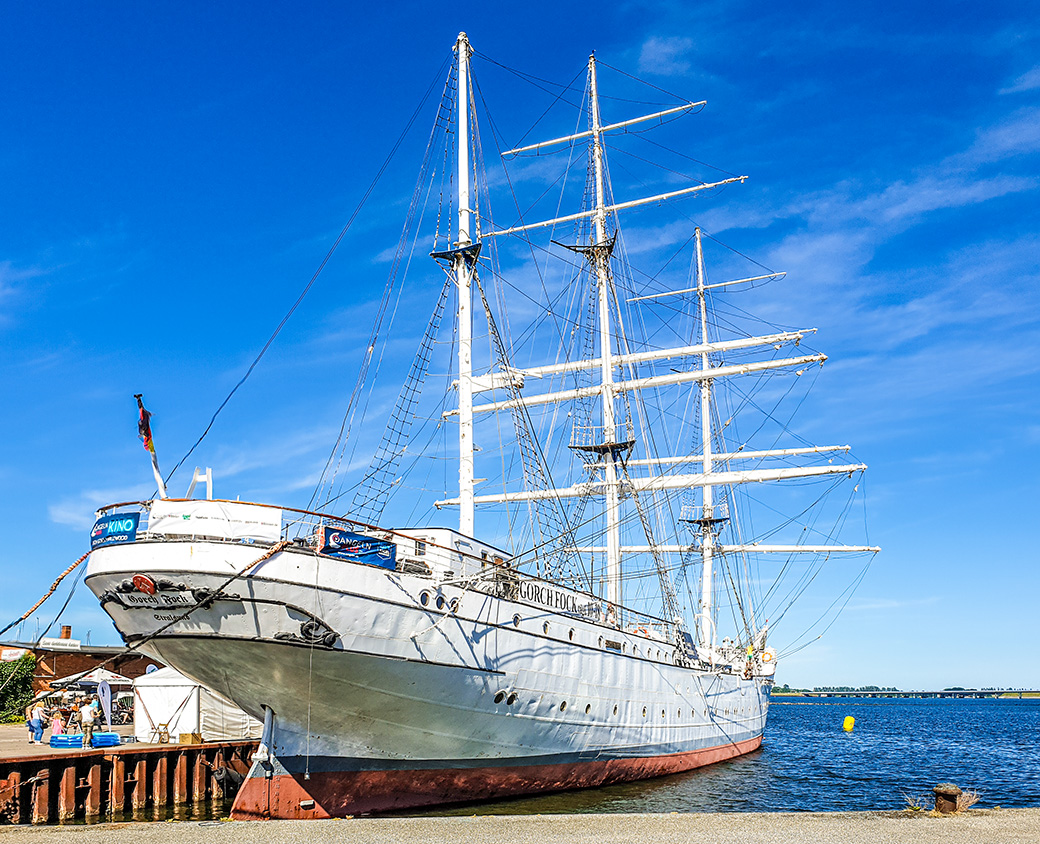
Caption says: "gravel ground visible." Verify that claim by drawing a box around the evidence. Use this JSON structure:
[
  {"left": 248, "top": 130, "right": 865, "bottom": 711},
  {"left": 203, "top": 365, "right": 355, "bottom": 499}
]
[{"left": 3, "top": 810, "right": 1038, "bottom": 844}]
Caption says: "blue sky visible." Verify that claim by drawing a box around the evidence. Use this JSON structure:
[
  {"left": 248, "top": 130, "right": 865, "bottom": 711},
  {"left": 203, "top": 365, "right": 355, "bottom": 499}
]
[{"left": 2, "top": 1, "right": 1038, "bottom": 690}]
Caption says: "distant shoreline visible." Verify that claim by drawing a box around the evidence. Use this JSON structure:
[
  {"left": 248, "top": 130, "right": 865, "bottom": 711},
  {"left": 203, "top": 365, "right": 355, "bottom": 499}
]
[{"left": 771, "top": 690, "right": 1040, "bottom": 699}]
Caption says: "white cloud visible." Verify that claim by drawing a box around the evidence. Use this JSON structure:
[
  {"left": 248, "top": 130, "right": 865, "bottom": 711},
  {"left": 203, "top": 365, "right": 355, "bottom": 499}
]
[
  {"left": 0, "top": 260, "right": 47, "bottom": 322},
  {"left": 1000, "top": 66, "right": 1040, "bottom": 94},
  {"left": 950, "top": 107, "right": 1040, "bottom": 167},
  {"left": 49, "top": 484, "right": 155, "bottom": 530},
  {"left": 637, "top": 36, "right": 695, "bottom": 76}
]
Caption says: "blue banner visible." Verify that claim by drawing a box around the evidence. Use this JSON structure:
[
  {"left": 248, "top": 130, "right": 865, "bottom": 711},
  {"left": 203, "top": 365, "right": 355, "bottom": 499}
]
[
  {"left": 318, "top": 527, "right": 396, "bottom": 569},
  {"left": 90, "top": 512, "right": 140, "bottom": 549}
]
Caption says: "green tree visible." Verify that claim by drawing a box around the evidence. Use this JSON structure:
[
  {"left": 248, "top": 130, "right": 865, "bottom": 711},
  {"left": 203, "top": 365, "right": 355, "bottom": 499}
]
[{"left": 0, "top": 654, "right": 37, "bottom": 723}]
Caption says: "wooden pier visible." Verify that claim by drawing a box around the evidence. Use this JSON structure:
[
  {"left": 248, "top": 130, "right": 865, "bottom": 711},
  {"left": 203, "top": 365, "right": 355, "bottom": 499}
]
[{"left": 0, "top": 740, "right": 256, "bottom": 825}]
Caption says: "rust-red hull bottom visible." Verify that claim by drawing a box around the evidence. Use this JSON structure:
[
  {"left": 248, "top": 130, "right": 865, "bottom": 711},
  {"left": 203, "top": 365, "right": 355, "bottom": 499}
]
[{"left": 231, "top": 735, "right": 762, "bottom": 819}]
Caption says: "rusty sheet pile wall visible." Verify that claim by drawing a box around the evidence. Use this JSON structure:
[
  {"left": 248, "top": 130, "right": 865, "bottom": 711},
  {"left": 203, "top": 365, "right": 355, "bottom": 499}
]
[{"left": 0, "top": 741, "right": 255, "bottom": 824}]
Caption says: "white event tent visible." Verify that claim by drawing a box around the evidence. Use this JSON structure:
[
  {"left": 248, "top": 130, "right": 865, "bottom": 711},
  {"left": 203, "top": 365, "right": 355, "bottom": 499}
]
[{"left": 133, "top": 667, "right": 262, "bottom": 743}]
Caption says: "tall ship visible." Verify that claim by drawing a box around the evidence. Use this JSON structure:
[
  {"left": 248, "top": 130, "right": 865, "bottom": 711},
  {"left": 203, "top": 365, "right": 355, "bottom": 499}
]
[{"left": 85, "top": 34, "right": 877, "bottom": 819}]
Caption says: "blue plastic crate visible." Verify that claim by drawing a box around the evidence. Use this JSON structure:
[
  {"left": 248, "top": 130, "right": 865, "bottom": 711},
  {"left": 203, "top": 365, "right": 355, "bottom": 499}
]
[
  {"left": 48, "top": 731, "right": 122, "bottom": 749},
  {"left": 91, "top": 732, "right": 121, "bottom": 747}
]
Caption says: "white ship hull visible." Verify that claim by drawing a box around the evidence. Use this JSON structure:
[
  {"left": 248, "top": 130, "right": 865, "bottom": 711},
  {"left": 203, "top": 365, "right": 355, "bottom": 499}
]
[{"left": 85, "top": 535, "right": 771, "bottom": 817}]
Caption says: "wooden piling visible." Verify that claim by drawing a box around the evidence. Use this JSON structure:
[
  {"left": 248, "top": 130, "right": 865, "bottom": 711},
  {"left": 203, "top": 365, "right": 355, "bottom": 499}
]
[
  {"left": 131, "top": 756, "right": 148, "bottom": 811},
  {"left": 84, "top": 761, "right": 102, "bottom": 819},
  {"left": 57, "top": 766, "right": 76, "bottom": 821},
  {"left": 152, "top": 754, "right": 168, "bottom": 811},
  {"left": 173, "top": 750, "right": 189, "bottom": 805},
  {"left": 31, "top": 766, "right": 50, "bottom": 824},
  {"left": 109, "top": 754, "right": 126, "bottom": 814}
]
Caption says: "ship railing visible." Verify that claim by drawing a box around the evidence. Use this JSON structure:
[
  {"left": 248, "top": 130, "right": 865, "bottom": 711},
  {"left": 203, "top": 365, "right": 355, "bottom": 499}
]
[{"left": 94, "top": 498, "right": 675, "bottom": 634}]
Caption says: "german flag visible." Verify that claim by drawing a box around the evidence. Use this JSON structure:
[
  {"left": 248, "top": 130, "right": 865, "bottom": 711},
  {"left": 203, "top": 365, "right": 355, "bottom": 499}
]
[
  {"left": 135, "top": 394, "right": 155, "bottom": 453},
  {"left": 134, "top": 394, "right": 167, "bottom": 498}
]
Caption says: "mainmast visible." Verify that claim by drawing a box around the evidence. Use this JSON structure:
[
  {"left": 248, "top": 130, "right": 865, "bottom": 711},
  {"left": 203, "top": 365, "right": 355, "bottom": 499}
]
[
  {"left": 588, "top": 55, "right": 623, "bottom": 616},
  {"left": 455, "top": 32, "right": 476, "bottom": 538},
  {"left": 694, "top": 228, "right": 716, "bottom": 651}
]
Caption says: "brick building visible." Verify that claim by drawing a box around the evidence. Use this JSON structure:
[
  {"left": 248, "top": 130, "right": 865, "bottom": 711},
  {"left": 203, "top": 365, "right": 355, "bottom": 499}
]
[{"left": 1, "top": 626, "right": 163, "bottom": 696}]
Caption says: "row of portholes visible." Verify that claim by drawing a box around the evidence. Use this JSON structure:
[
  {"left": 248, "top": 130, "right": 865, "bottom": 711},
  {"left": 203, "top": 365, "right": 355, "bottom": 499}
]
[
  {"left": 514, "top": 615, "right": 579, "bottom": 645},
  {"left": 419, "top": 591, "right": 459, "bottom": 613},
  {"left": 490, "top": 692, "right": 727, "bottom": 723},
  {"left": 508, "top": 616, "right": 674, "bottom": 663}
]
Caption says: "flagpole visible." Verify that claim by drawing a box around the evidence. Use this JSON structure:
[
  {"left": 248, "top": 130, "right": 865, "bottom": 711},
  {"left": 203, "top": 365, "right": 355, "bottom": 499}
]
[{"left": 134, "top": 394, "right": 168, "bottom": 499}]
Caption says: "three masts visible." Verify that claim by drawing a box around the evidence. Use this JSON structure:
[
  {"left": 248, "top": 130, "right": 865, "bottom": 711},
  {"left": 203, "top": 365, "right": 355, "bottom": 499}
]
[{"left": 441, "top": 33, "right": 870, "bottom": 658}]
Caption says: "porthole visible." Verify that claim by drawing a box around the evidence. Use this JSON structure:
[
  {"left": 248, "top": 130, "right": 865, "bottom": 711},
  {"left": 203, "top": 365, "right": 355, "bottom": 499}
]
[
  {"left": 661, "top": 709, "right": 666, "bottom": 719},
  {"left": 613, "top": 704, "right": 618, "bottom": 716},
  {"left": 585, "top": 704, "right": 591, "bottom": 714},
  {"left": 677, "top": 709, "right": 681, "bottom": 718},
  {"left": 419, "top": 591, "right": 430, "bottom": 607},
  {"left": 494, "top": 691, "right": 506, "bottom": 704},
  {"left": 450, "top": 598, "right": 460, "bottom": 613},
  {"left": 513, "top": 614, "right": 521, "bottom": 627},
  {"left": 559, "top": 701, "right": 568, "bottom": 712},
  {"left": 568, "top": 628, "right": 575, "bottom": 641},
  {"left": 642, "top": 707, "right": 647, "bottom": 718},
  {"left": 543, "top": 621, "right": 550, "bottom": 634},
  {"left": 598, "top": 636, "right": 604, "bottom": 647},
  {"left": 506, "top": 693, "right": 518, "bottom": 705},
  {"left": 435, "top": 595, "right": 446, "bottom": 610}
]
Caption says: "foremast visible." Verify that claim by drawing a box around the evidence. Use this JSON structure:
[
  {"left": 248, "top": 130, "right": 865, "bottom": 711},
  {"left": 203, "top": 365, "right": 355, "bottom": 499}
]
[{"left": 454, "top": 32, "right": 478, "bottom": 538}]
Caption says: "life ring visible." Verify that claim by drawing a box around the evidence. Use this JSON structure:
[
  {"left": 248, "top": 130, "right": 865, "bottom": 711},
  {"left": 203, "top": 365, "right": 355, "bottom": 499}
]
[{"left": 635, "top": 626, "right": 649, "bottom": 637}]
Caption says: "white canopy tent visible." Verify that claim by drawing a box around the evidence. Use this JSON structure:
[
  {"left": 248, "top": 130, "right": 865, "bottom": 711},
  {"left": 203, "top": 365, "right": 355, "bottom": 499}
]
[
  {"left": 53, "top": 667, "right": 134, "bottom": 687},
  {"left": 133, "top": 667, "right": 262, "bottom": 743}
]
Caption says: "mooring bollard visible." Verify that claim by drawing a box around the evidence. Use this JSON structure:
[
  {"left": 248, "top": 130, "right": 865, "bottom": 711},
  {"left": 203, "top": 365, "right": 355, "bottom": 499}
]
[{"left": 933, "top": 782, "right": 962, "bottom": 814}]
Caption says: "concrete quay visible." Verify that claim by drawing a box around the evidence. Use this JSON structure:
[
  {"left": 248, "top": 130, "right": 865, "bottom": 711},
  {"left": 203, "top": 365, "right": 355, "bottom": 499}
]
[{"left": 3, "top": 809, "right": 1039, "bottom": 844}]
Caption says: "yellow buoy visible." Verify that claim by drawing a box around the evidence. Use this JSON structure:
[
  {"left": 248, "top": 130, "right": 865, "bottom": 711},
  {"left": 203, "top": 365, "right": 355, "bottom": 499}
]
[{"left": 842, "top": 716, "right": 855, "bottom": 732}]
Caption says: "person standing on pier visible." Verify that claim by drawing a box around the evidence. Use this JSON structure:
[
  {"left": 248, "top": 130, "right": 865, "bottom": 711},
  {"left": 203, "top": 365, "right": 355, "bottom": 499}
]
[
  {"left": 80, "top": 697, "right": 97, "bottom": 748},
  {"left": 29, "top": 702, "right": 45, "bottom": 744}
]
